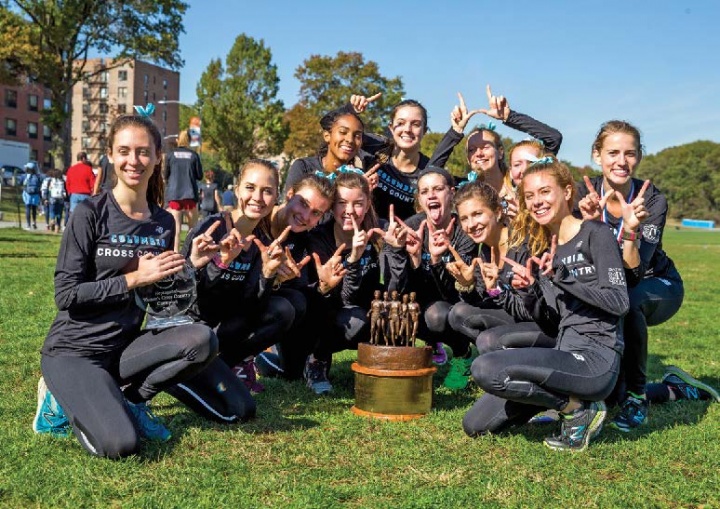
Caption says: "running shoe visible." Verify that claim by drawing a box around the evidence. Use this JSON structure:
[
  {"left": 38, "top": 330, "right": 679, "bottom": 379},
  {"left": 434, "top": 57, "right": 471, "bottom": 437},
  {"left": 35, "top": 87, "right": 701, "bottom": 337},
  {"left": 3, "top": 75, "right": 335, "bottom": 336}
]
[
  {"left": 443, "top": 347, "right": 478, "bottom": 391},
  {"left": 233, "top": 358, "right": 265, "bottom": 393},
  {"left": 431, "top": 343, "right": 448, "bottom": 366},
  {"left": 662, "top": 365, "right": 720, "bottom": 402},
  {"left": 33, "top": 377, "right": 71, "bottom": 437},
  {"left": 304, "top": 356, "right": 332, "bottom": 395},
  {"left": 528, "top": 409, "right": 561, "bottom": 424},
  {"left": 544, "top": 400, "right": 607, "bottom": 452},
  {"left": 254, "top": 351, "right": 284, "bottom": 378},
  {"left": 610, "top": 395, "right": 649, "bottom": 432},
  {"left": 126, "top": 400, "right": 171, "bottom": 441}
]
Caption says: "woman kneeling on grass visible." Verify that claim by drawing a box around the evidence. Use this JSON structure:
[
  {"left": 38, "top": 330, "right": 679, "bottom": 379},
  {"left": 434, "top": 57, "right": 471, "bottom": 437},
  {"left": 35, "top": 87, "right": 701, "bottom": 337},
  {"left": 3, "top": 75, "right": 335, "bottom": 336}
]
[
  {"left": 33, "top": 113, "right": 220, "bottom": 459},
  {"left": 463, "top": 158, "right": 629, "bottom": 451}
]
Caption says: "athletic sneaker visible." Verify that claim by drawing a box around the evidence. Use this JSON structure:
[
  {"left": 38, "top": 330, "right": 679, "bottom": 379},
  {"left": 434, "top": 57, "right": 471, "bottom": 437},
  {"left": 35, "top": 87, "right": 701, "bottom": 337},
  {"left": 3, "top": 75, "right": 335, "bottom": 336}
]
[
  {"left": 304, "top": 356, "right": 332, "bottom": 395},
  {"left": 611, "top": 395, "right": 649, "bottom": 432},
  {"left": 528, "top": 409, "right": 561, "bottom": 424},
  {"left": 431, "top": 343, "right": 448, "bottom": 366},
  {"left": 254, "top": 351, "right": 284, "bottom": 379},
  {"left": 443, "top": 347, "right": 478, "bottom": 391},
  {"left": 544, "top": 400, "right": 607, "bottom": 452},
  {"left": 662, "top": 365, "right": 720, "bottom": 402},
  {"left": 33, "top": 377, "right": 71, "bottom": 437},
  {"left": 233, "top": 358, "right": 265, "bottom": 393},
  {"left": 126, "top": 401, "right": 171, "bottom": 441}
]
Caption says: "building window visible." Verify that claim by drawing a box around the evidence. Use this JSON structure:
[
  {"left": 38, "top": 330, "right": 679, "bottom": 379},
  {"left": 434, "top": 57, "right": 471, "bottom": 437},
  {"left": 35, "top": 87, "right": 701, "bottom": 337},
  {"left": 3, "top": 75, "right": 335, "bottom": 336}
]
[
  {"left": 100, "top": 87, "right": 108, "bottom": 99},
  {"left": 82, "top": 120, "right": 90, "bottom": 132},
  {"left": 31, "top": 149, "right": 39, "bottom": 161},
  {"left": 100, "top": 121, "right": 109, "bottom": 133},
  {"left": 153, "top": 76, "right": 156, "bottom": 85},
  {"left": 152, "top": 92, "right": 156, "bottom": 102},
  {"left": 143, "top": 90, "right": 148, "bottom": 103},
  {"left": 5, "top": 118, "right": 17, "bottom": 136},
  {"left": 43, "top": 125, "right": 51, "bottom": 141},
  {"left": 28, "top": 122, "right": 38, "bottom": 139},
  {"left": 83, "top": 88, "right": 90, "bottom": 99},
  {"left": 117, "top": 104, "right": 127, "bottom": 114},
  {"left": 99, "top": 103, "right": 109, "bottom": 114},
  {"left": 100, "top": 70, "right": 109, "bottom": 82},
  {"left": 163, "top": 79, "right": 168, "bottom": 90},
  {"left": 118, "top": 87, "right": 127, "bottom": 99},
  {"left": 144, "top": 74, "right": 149, "bottom": 87},
  {"left": 81, "top": 137, "right": 91, "bottom": 149},
  {"left": 118, "top": 70, "right": 127, "bottom": 81},
  {"left": 82, "top": 103, "right": 90, "bottom": 115},
  {"left": 5, "top": 89, "right": 17, "bottom": 108},
  {"left": 163, "top": 110, "right": 167, "bottom": 122},
  {"left": 43, "top": 98, "right": 51, "bottom": 110},
  {"left": 44, "top": 152, "right": 53, "bottom": 168},
  {"left": 28, "top": 94, "right": 39, "bottom": 111}
]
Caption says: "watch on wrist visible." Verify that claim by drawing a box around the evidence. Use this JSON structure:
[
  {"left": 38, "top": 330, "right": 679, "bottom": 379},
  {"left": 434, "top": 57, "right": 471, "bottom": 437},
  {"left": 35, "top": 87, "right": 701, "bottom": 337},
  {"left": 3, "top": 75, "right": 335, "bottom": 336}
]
[{"left": 621, "top": 229, "right": 642, "bottom": 241}]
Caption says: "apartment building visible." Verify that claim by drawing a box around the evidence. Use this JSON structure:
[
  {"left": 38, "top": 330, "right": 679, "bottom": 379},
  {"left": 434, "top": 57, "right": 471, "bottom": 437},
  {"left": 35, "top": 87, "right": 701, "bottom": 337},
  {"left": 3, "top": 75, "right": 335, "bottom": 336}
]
[
  {"left": 0, "top": 80, "right": 53, "bottom": 168},
  {"left": 71, "top": 58, "right": 180, "bottom": 164}
]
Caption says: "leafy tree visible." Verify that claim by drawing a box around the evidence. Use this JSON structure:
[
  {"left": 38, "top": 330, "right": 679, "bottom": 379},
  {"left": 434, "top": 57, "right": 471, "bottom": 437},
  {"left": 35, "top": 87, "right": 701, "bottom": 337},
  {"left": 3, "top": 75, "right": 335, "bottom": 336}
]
[
  {"left": 196, "top": 34, "right": 287, "bottom": 174},
  {"left": 0, "top": 8, "right": 34, "bottom": 85},
  {"left": 285, "top": 51, "right": 404, "bottom": 158},
  {"left": 637, "top": 140, "right": 720, "bottom": 222},
  {"left": 0, "top": 0, "right": 187, "bottom": 168}
]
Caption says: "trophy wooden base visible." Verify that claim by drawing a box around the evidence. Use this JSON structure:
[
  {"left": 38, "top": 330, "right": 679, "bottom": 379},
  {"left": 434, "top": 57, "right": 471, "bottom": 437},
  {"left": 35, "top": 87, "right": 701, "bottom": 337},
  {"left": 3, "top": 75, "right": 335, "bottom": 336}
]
[{"left": 350, "top": 342, "right": 436, "bottom": 421}]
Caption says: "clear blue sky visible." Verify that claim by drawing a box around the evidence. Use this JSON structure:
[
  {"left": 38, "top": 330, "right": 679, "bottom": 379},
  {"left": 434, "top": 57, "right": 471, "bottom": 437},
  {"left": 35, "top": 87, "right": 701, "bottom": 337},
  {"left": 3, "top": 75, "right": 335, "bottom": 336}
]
[{"left": 177, "top": 0, "right": 720, "bottom": 167}]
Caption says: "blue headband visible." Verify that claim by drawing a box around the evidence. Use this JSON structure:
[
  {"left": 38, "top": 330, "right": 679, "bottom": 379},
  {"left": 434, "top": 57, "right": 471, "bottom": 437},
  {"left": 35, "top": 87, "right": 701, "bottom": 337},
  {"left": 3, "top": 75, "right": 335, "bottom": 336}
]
[
  {"left": 529, "top": 156, "right": 554, "bottom": 167},
  {"left": 314, "top": 165, "right": 364, "bottom": 182},
  {"left": 481, "top": 121, "right": 497, "bottom": 131},
  {"left": 457, "top": 170, "right": 480, "bottom": 188},
  {"left": 133, "top": 103, "right": 156, "bottom": 117}
]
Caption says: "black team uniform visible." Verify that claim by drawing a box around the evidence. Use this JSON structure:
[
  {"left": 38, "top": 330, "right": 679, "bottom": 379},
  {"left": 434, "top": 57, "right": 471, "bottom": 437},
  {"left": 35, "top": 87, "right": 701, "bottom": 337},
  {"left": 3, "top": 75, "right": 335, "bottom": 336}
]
[{"left": 40, "top": 192, "right": 218, "bottom": 458}]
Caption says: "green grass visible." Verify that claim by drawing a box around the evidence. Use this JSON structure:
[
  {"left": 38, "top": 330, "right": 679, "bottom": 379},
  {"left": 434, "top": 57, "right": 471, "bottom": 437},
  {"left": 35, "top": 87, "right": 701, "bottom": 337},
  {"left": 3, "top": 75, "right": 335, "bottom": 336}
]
[{"left": 0, "top": 228, "right": 719, "bottom": 508}]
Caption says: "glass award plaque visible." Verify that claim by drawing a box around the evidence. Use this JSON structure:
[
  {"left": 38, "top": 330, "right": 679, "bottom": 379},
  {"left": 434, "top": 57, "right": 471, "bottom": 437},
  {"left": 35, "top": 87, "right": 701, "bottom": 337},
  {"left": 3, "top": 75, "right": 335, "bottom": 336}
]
[{"left": 135, "top": 262, "right": 196, "bottom": 330}]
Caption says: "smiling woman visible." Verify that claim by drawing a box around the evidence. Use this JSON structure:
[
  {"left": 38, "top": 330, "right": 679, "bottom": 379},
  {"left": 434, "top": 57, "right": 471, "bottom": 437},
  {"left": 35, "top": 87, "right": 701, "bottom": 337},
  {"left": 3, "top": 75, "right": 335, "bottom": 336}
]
[{"left": 33, "top": 114, "right": 220, "bottom": 459}]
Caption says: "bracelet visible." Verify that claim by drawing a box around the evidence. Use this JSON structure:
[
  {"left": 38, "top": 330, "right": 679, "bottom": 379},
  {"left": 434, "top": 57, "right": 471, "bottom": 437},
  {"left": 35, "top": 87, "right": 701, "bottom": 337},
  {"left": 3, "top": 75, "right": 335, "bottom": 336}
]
[
  {"left": 212, "top": 254, "right": 229, "bottom": 270},
  {"left": 486, "top": 287, "right": 502, "bottom": 298},
  {"left": 621, "top": 229, "right": 642, "bottom": 242},
  {"left": 454, "top": 281, "right": 475, "bottom": 293}
]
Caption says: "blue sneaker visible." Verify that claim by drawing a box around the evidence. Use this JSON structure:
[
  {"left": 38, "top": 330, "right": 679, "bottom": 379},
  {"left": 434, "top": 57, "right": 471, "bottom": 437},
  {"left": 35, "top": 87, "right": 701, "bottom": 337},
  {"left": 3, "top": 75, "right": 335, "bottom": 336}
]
[
  {"left": 662, "top": 366, "right": 720, "bottom": 402},
  {"left": 126, "top": 400, "right": 172, "bottom": 441},
  {"left": 611, "top": 395, "right": 649, "bottom": 432},
  {"left": 544, "top": 400, "right": 607, "bottom": 452},
  {"left": 33, "top": 377, "right": 71, "bottom": 437}
]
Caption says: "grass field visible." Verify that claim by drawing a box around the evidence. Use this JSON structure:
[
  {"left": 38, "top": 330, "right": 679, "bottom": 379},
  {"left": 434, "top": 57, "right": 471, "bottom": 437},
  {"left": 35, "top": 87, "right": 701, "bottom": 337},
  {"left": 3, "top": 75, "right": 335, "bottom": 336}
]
[{"left": 0, "top": 227, "right": 718, "bottom": 508}]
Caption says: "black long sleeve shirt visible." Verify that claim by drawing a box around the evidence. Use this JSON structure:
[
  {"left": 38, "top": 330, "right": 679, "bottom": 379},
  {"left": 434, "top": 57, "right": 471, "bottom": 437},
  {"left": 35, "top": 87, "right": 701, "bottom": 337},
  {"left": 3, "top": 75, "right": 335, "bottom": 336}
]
[
  {"left": 164, "top": 147, "right": 203, "bottom": 202},
  {"left": 521, "top": 220, "right": 629, "bottom": 354},
  {"left": 182, "top": 214, "right": 272, "bottom": 326},
  {"left": 576, "top": 176, "right": 677, "bottom": 287},
  {"left": 42, "top": 192, "right": 175, "bottom": 357}
]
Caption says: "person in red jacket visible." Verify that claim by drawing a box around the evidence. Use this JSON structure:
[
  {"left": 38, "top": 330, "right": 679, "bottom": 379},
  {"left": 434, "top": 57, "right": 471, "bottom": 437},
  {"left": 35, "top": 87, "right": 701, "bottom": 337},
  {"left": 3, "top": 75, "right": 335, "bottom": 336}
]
[{"left": 65, "top": 151, "right": 96, "bottom": 213}]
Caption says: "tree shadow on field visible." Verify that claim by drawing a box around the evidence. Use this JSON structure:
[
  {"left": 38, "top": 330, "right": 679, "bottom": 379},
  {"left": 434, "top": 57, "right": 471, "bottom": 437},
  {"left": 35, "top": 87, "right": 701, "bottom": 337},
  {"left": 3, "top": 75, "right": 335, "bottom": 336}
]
[{"left": 0, "top": 252, "right": 59, "bottom": 258}]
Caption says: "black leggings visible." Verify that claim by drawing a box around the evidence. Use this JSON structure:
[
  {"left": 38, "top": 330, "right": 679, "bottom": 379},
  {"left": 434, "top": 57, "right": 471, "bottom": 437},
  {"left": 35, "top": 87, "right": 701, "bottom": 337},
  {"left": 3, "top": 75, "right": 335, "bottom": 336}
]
[
  {"left": 421, "top": 301, "right": 471, "bottom": 356},
  {"left": 463, "top": 338, "right": 620, "bottom": 437},
  {"left": 448, "top": 302, "right": 517, "bottom": 344},
  {"left": 615, "top": 271, "right": 684, "bottom": 399},
  {"left": 41, "top": 324, "right": 218, "bottom": 458},
  {"left": 166, "top": 295, "right": 294, "bottom": 421},
  {"left": 475, "top": 321, "right": 556, "bottom": 355}
]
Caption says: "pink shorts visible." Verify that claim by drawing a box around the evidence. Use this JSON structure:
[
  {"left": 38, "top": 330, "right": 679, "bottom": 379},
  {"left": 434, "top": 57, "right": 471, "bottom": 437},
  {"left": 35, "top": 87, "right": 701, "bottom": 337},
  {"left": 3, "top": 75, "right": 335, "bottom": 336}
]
[{"left": 168, "top": 199, "right": 197, "bottom": 211}]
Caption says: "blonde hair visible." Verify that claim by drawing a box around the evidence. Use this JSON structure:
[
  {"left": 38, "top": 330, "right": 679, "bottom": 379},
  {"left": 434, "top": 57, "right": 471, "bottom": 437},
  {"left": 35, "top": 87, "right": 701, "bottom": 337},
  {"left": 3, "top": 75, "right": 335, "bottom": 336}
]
[{"left": 509, "top": 157, "right": 576, "bottom": 256}]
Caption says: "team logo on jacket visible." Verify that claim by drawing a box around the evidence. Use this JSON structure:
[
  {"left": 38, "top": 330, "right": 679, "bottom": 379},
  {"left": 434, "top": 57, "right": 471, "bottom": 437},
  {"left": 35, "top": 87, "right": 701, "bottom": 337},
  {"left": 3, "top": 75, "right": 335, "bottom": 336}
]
[
  {"left": 156, "top": 226, "right": 164, "bottom": 234},
  {"left": 608, "top": 268, "right": 626, "bottom": 287},
  {"left": 642, "top": 224, "right": 660, "bottom": 244}
]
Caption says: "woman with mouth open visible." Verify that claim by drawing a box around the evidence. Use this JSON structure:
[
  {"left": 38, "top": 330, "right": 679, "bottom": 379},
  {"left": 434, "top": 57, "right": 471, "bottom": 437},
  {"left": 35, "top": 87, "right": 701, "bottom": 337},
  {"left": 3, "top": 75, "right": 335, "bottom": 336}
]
[
  {"left": 385, "top": 166, "right": 478, "bottom": 389},
  {"left": 463, "top": 157, "right": 629, "bottom": 452},
  {"left": 165, "top": 159, "right": 292, "bottom": 424}
]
